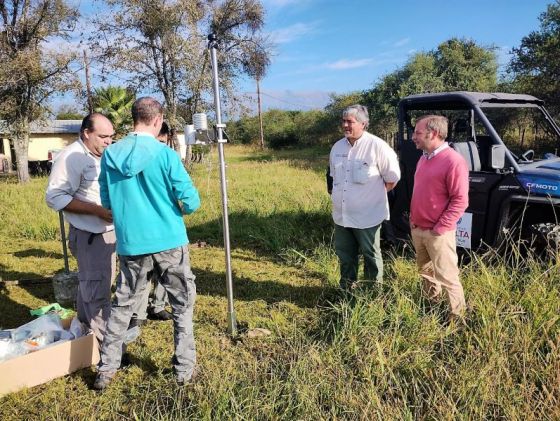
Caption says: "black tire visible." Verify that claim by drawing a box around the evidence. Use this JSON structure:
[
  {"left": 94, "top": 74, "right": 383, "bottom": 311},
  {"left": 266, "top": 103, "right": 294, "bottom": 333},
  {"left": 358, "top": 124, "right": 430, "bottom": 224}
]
[{"left": 530, "top": 222, "right": 560, "bottom": 250}]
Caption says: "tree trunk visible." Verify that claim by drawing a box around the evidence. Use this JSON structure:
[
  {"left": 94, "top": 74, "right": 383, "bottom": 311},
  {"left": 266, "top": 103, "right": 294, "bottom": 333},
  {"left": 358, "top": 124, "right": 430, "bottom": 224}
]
[
  {"left": 13, "top": 125, "right": 30, "bottom": 183},
  {"left": 257, "top": 77, "right": 264, "bottom": 149},
  {"left": 167, "top": 105, "right": 181, "bottom": 154}
]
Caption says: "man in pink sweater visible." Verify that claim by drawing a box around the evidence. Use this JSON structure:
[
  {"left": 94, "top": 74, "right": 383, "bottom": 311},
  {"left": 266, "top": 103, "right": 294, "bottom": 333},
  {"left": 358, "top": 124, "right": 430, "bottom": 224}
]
[{"left": 410, "top": 115, "right": 469, "bottom": 319}]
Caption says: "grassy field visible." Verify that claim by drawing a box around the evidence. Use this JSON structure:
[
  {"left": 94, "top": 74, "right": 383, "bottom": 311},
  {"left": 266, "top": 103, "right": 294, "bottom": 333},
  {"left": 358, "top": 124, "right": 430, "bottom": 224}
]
[{"left": 1, "top": 145, "right": 559, "bottom": 420}]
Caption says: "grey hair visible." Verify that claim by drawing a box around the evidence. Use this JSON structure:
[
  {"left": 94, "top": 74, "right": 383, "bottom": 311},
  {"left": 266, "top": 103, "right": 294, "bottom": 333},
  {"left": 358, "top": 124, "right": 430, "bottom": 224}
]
[
  {"left": 343, "top": 105, "right": 369, "bottom": 129},
  {"left": 417, "top": 115, "right": 448, "bottom": 140}
]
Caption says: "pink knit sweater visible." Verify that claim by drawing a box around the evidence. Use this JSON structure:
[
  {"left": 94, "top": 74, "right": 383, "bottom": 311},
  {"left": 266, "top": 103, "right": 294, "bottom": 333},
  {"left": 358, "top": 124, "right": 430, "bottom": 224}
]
[{"left": 410, "top": 148, "right": 469, "bottom": 234}]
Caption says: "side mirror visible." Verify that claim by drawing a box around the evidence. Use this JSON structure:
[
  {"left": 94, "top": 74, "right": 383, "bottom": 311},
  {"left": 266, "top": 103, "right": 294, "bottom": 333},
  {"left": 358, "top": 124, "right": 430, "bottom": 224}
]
[{"left": 490, "top": 144, "right": 506, "bottom": 169}]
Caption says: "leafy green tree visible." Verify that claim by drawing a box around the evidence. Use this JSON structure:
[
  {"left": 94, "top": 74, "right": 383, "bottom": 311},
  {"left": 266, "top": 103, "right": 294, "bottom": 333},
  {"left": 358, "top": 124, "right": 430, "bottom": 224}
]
[
  {"left": 56, "top": 104, "right": 84, "bottom": 120},
  {"left": 435, "top": 38, "right": 497, "bottom": 91},
  {"left": 92, "top": 86, "right": 135, "bottom": 139},
  {"left": 0, "top": 0, "right": 80, "bottom": 182},
  {"left": 91, "top": 0, "right": 270, "bottom": 149},
  {"left": 322, "top": 92, "right": 366, "bottom": 140},
  {"left": 364, "top": 38, "right": 498, "bottom": 134},
  {"left": 293, "top": 109, "right": 332, "bottom": 146},
  {"left": 509, "top": 1, "right": 560, "bottom": 116}
]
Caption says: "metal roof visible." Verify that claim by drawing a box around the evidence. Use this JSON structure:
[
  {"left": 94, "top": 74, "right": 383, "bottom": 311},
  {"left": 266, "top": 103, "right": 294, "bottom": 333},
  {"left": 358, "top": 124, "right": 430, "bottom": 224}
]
[
  {"left": 400, "top": 91, "right": 543, "bottom": 107},
  {"left": 29, "top": 120, "right": 82, "bottom": 134},
  {"left": 0, "top": 120, "right": 82, "bottom": 135}
]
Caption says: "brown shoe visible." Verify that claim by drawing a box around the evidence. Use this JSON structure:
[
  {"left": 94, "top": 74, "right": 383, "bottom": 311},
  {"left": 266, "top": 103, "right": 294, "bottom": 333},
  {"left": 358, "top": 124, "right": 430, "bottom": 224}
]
[{"left": 93, "top": 371, "right": 116, "bottom": 391}]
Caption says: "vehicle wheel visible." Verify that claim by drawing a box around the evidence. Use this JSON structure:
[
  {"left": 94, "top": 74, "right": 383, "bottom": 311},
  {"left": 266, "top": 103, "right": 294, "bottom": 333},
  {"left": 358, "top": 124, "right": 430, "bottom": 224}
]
[{"left": 530, "top": 223, "right": 560, "bottom": 250}]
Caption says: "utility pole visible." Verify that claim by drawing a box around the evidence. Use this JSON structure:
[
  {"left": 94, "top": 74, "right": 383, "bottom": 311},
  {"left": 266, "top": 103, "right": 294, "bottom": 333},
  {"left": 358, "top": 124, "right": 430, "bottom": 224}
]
[
  {"left": 84, "top": 50, "right": 93, "bottom": 113},
  {"left": 257, "top": 76, "right": 264, "bottom": 149}
]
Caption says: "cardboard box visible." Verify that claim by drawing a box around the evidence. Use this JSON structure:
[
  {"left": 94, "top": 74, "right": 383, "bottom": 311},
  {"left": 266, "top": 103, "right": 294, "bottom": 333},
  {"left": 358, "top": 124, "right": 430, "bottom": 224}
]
[{"left": 0, "top": 318, "right": 99, "bottom": 396}]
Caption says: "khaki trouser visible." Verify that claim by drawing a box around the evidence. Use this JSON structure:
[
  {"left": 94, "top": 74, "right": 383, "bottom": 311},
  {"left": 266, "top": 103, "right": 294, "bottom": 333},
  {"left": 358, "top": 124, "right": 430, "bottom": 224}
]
[
  {"left": 68, "top": 226, "right": 117, "bottom": 343},
  {"left": 411, "top": 227, "right": 466, "bottom": 316}
]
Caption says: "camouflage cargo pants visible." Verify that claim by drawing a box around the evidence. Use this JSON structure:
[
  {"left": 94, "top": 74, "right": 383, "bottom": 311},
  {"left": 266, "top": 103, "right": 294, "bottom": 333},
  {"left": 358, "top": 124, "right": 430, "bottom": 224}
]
[{"left": 97, "top": 245, "right": 196, "bottom": 378}]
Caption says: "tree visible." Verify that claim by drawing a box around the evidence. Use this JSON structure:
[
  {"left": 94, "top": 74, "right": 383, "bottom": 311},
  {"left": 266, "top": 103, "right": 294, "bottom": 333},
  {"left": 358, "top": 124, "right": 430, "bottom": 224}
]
[
  {"left": 434, "top": 38, "right": 497, "bottom": 92},
  {"left": 241, "top": 47, "right": 270, "bottom": 149},
  {"left": 56, "top": 104, "right": 84, "bottom": 120},
  {"left": 92, "top": 86, "right": 135, "bottom": 138},
  {"left": 364, "top": 38, "right": 498, "bottom": 134},
  {"left": 91, "top": 0, "right": 270, "bottom": 150},
  {"left": 323, "top": 92, "right": 366, "bottom": 137},
  {"left": 509, "top": 1, "right": 560, "bottom": 116},
  {"left": 0, "top": 0, "right": 80, "bottom": 182}
]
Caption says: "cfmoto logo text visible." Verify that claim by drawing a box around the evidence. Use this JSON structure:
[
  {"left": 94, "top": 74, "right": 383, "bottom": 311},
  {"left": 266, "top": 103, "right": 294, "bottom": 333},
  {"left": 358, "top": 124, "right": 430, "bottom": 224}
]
[{"left": 526, "top": 182, "right": 558, "bottom": 191}]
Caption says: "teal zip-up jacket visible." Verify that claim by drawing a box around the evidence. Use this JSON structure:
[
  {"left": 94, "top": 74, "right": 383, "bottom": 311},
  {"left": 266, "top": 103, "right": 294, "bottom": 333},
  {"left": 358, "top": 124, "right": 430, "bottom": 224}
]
[{"left": 99, "top": 133, "right": 200, "bottom": 256}]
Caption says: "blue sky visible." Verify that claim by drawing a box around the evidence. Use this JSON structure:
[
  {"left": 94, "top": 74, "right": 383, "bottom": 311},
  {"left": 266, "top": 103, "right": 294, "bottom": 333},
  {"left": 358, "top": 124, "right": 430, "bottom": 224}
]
[
  {"left": 57, "top": 0, "right": 552, "bottom": 113},
  {"left": 246, "top": 0, "right": 552, "bottom": 110}
]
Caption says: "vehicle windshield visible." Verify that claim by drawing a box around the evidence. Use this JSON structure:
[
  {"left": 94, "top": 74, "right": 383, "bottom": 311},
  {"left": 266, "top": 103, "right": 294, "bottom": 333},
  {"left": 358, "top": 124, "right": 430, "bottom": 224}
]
[{"left": 480, "top": 105, "right": 560, "bottom": 161}]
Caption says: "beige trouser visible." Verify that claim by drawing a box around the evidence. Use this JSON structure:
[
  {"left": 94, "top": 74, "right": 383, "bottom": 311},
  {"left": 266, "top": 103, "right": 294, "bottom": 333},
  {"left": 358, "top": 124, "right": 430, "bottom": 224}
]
[{"left": 411, "top": 227, "right": 466, "bottom": 316}]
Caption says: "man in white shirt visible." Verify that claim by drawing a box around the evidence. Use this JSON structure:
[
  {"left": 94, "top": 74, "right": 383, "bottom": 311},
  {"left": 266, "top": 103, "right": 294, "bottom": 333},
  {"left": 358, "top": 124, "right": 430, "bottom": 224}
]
[
  {"left": 46, "top": 113, "right": 116, "bottom": 343},
  {"left": 329, "top": 105, "right": 401, "bottom": 289}
]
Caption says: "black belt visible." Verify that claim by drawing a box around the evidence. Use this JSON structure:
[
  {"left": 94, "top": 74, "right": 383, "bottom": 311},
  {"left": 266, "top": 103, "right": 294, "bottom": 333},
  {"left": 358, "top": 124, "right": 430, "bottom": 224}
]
[{"left": 88, "top": 232, "right": 101, "bottom": 245}]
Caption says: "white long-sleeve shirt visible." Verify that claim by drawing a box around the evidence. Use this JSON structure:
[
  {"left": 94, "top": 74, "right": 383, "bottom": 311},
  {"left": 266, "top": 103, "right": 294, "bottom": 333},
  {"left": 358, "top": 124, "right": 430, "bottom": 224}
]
[
  {"left": 329, "top": 132, "right": 400, "bottom": 229},
  {"left": 45, "top": 139, "right": 114, "bottom": 234}
]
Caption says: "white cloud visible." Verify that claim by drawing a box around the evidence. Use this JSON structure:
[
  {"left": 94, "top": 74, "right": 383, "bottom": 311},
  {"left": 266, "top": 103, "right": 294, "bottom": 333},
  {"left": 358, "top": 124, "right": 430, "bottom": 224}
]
[
  {"left": 325, "top": 58, "right": 374, "bottom": 70},
  {"left": 393, "top": 37, "right": 410, "bottom": 47},
  {"left": 268, "top": 22, "right": 317, "bottom": 44}
]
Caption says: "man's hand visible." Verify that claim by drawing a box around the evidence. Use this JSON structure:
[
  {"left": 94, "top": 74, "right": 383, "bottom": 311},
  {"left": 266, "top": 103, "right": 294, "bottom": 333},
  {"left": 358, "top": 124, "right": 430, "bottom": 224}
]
[
  {"left": 385, "top": 181, "right": 396, "bottom": 192},
  {"left": 97, "top": 207, "right": 113, "bottom": 223},
  {"left": 64, "top": 198, "right": 113, "bottom": 223}
]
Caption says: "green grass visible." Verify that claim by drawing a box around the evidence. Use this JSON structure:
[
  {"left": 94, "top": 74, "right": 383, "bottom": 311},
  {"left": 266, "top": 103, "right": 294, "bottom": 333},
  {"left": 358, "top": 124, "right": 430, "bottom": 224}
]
[{"left": 1, "top": 145, "right": 559, "bottom": 420}]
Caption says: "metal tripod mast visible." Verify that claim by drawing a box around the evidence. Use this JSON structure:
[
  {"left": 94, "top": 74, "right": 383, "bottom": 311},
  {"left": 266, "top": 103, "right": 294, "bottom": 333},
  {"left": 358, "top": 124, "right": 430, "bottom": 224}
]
[{"left": 208, "top": 33, "right": 237, "bottom": 336}]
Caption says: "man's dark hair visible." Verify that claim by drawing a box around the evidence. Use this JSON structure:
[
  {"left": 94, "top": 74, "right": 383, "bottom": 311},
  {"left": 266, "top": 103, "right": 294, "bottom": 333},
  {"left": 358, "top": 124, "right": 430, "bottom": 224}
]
[
  {"left": 159, "top": 121, "right": 170, "bottom": 137},
  {"left": 80, "top": 112, "right": 106, "bottom": 135},
  {"left": 132, "top": 97, "right": 163, "bottom": 125}
]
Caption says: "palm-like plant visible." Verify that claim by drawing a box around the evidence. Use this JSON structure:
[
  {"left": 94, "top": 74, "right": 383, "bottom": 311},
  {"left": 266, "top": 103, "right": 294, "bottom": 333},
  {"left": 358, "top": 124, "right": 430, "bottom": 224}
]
[{"left": 92, "top": 86, "right": 135, "bottom": 139}]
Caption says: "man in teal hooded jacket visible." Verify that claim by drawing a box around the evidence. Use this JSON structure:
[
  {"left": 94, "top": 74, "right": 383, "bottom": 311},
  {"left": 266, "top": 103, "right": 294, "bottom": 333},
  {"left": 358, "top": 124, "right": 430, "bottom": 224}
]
[{"left": 94, "top": 97, "right": 200, "bottom": 390}]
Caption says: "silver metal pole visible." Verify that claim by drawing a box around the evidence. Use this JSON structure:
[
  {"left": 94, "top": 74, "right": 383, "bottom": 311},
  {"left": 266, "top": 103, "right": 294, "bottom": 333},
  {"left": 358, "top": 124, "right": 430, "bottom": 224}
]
[{"left": 209, "top": 33, "right": 237, "bottom": 336}]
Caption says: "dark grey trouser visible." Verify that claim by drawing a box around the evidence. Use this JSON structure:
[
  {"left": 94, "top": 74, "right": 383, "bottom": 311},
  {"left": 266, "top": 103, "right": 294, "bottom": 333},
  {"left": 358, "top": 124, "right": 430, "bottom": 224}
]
[
  {"left": 98, "top": 245, "right": 196, "bottom": 377},
  {"left": 334, "top": 223, "right": 383, "bottom": 289},
  {"left": 68, "top": 226, "right": 116, "bottom": 344},
  {"left": 134, "top": 274, "right": 169, "bottom": 320}
]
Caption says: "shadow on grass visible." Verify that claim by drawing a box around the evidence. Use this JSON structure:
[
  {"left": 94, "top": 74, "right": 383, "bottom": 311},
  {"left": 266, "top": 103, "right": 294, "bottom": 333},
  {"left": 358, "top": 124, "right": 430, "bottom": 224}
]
[
  {"left": 0, "top": 278, "right": 55, "bottom": 329},
  {"left": 188, "top": 210, "right": 333, "bottom": 260},
  {"left": 12, "top": 248, "right": 65, "bottom": 259},
  {"left": 0, "top": 267, "right": 49, "bottom": 281},
  {"left": 195, "top": 267, "right": 331, "bottom": 309}
]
